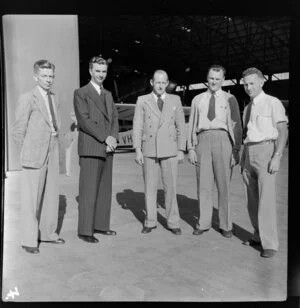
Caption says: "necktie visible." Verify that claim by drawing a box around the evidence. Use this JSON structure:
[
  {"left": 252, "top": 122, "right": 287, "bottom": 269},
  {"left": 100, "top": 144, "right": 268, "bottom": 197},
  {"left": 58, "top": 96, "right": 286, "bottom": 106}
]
[
  {"left": 157, "top": 94, "right": 164, "bottom": 112},
  {"left": 207, "top": 92, "right": 215, "bottom": 121},
  {"left": 243, "top": 100, "right": 253, "bottom": 140},
  {"left": 47, "top": 91, "right": 58, "bottom": 131}
]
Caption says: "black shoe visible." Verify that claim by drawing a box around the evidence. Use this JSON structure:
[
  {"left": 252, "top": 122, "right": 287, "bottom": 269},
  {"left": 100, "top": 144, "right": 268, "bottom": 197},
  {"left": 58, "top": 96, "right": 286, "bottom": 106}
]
[
  {"left": 141, "top": 226, "right": 157, "bottom": 234},
  {"left": 169, "top": 228, "right": 181, "bottom": 235},
  {"left": 78, "top": 235, "right": 99, "bottom": 243},
  {"left": 22, "top": 245, "right": 39, "bottom": 254},
  {"left": 94, "top": 229, "right": 117, "bottom": 236},
  {"left": 261, "top": 249, "right": 277, "bottom": 258},
  {"left": 220, "top": 229, "right": 233, "bottom": 238},
  {"left": 242, "top": 239, "right": 261, "bottom": 247},
  {"left": 193, "top": 228, "right": 209, "bottom": 235},
  {"left": 39, "top": 238, "right": 65, "bottom": 244}
]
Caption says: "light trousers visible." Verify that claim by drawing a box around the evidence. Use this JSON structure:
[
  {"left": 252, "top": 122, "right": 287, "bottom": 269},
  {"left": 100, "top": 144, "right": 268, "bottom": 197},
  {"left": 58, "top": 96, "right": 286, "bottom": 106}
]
[
  {"left": 242, "top": 141, "right": 278, "bottom": 250},
  {"left": 195, "top": 130, "right": 232, "bottom": 231},
  {"left": 21, "top": 135, "right": 59, "bottom": 247},
  {"left": 143, "top": 156, "right": 180, "bottom": 229}
]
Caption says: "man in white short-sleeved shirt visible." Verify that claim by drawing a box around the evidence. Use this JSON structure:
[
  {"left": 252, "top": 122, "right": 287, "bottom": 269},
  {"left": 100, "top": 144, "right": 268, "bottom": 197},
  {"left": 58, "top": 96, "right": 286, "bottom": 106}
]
[{"left": 241, "top": 67, "right": 288, "bottom": 258}]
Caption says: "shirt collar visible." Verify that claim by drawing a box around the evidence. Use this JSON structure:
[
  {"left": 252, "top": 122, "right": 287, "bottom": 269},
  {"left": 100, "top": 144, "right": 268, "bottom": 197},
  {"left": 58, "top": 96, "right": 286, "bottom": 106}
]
[
  {"left": 90, "top": 80, "right": 103, "bottom": 93},
  {"left": 152, "top": 92, "right": 166, "bottom": 100},
  {"left": 208, "top": 88, "right": 222, "bottom": 97},
  {"left": 37, "top": 85, "right": 54, "bottom": 96},
  {"left": 252, "top": 90, "right": 265, "bottom": 105}
]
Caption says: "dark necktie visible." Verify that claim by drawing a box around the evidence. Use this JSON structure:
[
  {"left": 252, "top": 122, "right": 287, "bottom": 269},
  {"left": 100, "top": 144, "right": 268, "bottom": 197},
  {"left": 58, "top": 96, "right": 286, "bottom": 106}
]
[
  {"left": 47, "top": 91, "right": 58, "bottom": 131},
  {"left": 207, "top": 92, "right": 215, "bottom": 121},
  {"left": 243, "top": 100, "right": 253, "bottom": 140},
  {"left": 157, "top": 94, "right": 164, "bottom": 112}
]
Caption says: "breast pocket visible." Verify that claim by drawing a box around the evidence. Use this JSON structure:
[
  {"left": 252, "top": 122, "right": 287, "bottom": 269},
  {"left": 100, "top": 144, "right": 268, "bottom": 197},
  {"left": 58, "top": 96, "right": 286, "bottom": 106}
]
[{"left": 257, "top": 113, "right": 273, "bottom": 132}]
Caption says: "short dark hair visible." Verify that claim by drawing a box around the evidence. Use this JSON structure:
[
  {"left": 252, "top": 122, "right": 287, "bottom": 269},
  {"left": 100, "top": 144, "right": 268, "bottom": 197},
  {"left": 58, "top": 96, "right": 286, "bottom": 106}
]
[
  {"left": 208, "top": 65, "right": 226, "bottom": 77},
  {"left": 89, "top": 56, "right": 108, "bottom": 69},
  {"left": 33, "top": 60, "right": 55, "bottom": 73},
  {"left": 242, "top": 67, "right": 264, "bottom": 79}
]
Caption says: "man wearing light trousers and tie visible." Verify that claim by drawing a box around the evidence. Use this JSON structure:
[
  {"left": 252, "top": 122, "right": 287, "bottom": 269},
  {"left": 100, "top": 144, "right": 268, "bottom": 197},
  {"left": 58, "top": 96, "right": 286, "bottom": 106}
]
[{"left": 133, "top": 69, "right": 186, "bottom": 235}]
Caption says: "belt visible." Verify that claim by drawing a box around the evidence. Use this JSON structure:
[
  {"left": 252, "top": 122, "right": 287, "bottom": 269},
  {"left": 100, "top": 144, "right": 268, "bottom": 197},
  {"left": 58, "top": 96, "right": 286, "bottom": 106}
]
[
  {"left": 196, "top": 129, "right": 227, "bottom": 135},
  {"left": 244, "top": 139, "right": 275, "bottom": 146}
]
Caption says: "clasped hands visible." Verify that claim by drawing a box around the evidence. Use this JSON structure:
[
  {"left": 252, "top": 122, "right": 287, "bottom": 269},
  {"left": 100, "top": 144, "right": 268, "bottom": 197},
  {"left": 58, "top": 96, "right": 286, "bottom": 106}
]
[{"left": 105, "top": 136, "right": 117, "bottom": 153}]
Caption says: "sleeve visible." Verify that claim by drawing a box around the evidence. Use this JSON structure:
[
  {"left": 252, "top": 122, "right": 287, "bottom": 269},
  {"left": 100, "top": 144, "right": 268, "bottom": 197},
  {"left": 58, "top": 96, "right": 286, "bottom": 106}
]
[
  {"left": 73, "top": 89, "right": 108, "bottom": 143},
  {"left": 228, "top": 95, "right": 243, "bottom": 150},
  {"left": 187, "top": 96, "right": 198, "bottom": 150},
  {"left": 12, "top": 94, "right": 32, "bottom": 152},
  {"left": 132, "top": 97, "right": 144, "bottom": 149},
  {"left": 272, "top": 98, "right": 288, "bottom": 126},
  {"left": 175, "top": 97, "right": 187, "bottom": 151},
  {"left": 108, "top": 92, "right": 119, "bottom": 141}
]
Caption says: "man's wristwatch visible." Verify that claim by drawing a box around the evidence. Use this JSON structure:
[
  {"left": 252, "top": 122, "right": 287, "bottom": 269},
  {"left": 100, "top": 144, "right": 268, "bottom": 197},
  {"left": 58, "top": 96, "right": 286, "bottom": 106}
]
[{"left": 273, "top": 151, "right": 282, "bottom": 157}]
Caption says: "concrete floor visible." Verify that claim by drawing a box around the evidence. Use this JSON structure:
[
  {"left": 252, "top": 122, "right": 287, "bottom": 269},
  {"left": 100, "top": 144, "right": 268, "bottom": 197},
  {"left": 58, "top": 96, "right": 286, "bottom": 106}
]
[{"left": 2, "top": 148, "right": 288, "bottom": 302}]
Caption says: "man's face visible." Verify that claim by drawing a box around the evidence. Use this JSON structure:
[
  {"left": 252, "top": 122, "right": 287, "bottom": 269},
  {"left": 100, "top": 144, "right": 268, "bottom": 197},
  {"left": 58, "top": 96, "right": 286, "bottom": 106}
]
[
  {"left": 89, "top": 63, "right": 108, "bottom": 86},
  {"left": 207, "top": 69, "right": 224, "bottom": 92},
  {"left": 34, "top": 68, "right": 55, "bottom": 91},
  {"left": 243, "top": 73, "right": 264, "bottom": 99},
  {"left": 150, "top": 72, "right": 169, "bottom": 96}
]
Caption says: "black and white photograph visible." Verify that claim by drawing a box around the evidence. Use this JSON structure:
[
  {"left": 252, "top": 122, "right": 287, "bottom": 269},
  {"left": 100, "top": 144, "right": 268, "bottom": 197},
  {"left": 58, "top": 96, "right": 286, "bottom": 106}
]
[{"left": 1, "top": 6, "right": 299, "bottom": 304}]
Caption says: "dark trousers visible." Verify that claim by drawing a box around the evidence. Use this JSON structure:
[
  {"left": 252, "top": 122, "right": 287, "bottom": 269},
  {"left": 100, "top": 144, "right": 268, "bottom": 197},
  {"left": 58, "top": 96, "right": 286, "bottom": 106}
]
[{"left": 78, "top": 154, "right": 113, "bottom": 235}]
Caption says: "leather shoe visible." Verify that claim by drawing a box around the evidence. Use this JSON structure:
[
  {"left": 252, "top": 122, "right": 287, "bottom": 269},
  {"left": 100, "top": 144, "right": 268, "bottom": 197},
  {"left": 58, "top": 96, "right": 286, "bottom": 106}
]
[
  {"left": 193, "top": 228, "right": 209, "bottom": 235},
  {"left": 94, "top": 229, "right": 117, "bottom": 236},
  {"left": 261, "top": 249, "right": 277, "bottom": 258},
  {"left": 22, "top": 245, "right": 39, "bottom": 254},
  {"left": 141, "top": 226, "right": 157, "bottom": 234},
  {"left": 40, "top": 238, "right": 65, "bottom": 244},
  {"left": 242, "top": 239, "right": 261, "bottom": 246},
  {"left": 78, "top": 235, "right": 99, "bottom": 243},
  {"left": 169, "top": 228, "right": 181, "bottom": 235},
  {"left": 220, "top": 229, "right": 233, "bottom": 238}
]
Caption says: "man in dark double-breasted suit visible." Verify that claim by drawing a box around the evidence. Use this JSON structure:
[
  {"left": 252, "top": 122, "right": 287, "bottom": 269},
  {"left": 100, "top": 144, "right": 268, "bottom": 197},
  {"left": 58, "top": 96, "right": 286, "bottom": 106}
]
[{"left": 74, "top": 56, "right": 119, "bottom": 243}]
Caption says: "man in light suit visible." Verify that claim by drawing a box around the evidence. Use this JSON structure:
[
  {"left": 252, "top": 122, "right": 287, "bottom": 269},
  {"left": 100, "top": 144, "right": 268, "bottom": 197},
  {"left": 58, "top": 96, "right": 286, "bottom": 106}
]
[
  {"left": 133, "top": 70, "right": 186, "bottom": 235},
  {"left": 74, "top": 56, "right": 119, "bottom": 243},
  {"left": 12, "top": 60, "right": 65, "bottom": 254},
  {"left": 187, "top": 65, "right": 242, "bottom": 237}
]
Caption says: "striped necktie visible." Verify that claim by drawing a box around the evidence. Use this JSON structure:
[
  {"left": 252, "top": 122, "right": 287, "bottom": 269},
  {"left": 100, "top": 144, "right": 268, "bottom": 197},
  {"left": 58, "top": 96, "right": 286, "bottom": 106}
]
[
  {"left": 207, "top": 92, "right": 215, "bottom": 121},
  {"left": 47, "top": 91, "right": 58, "bottom": 131},
  {"left": 157, "top": 94, "right": 164, "bottom": 112}
]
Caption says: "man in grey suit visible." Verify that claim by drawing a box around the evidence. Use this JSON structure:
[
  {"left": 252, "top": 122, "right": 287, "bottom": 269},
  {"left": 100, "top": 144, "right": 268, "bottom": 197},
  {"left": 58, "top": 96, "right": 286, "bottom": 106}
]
[
  {"left": 12, "top": 60, "right": 65, "bottom": 254},
  {"left": 74, "top": 56, "right": 119, "bottom": 243},
  {"left": 133, "top": 70, "right": 186, "bottom": 235}
]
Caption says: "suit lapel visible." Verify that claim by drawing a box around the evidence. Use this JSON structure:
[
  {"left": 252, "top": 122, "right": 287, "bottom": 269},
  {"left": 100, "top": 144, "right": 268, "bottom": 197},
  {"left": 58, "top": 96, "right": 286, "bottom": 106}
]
[
  {"left": 102, "top": 89, "right": 112, "bottom": 119},
  {"left": 86, "top": 83, "right": 109, "bottom": 121},
  {"left": 145, "top": 94, "right": 161, "bottom": 119},
  {"left": 32, "top": 87, "right": 52, "bottom": 128}
]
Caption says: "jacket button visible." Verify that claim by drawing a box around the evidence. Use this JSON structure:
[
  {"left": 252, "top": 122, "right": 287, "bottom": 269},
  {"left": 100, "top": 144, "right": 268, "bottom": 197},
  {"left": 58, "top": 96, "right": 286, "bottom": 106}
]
[{"left": 150, "top": 135, "right": 152, "bottom": 138}]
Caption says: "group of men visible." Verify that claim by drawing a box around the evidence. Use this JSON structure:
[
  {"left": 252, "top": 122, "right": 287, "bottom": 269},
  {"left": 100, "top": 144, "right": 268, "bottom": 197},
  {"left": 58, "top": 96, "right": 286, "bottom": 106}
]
[{"left": 12, "top": 56, "right": 288, "bottom": 259}]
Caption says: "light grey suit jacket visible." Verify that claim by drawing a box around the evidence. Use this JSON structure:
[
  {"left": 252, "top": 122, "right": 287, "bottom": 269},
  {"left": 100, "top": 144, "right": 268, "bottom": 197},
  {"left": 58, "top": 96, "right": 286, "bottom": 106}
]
[
  {"left": 12, "top": 86, "right": 60, "bottom": 168},
  {"left": 133, "top": 93, "right": 186, "bottom": 158}
]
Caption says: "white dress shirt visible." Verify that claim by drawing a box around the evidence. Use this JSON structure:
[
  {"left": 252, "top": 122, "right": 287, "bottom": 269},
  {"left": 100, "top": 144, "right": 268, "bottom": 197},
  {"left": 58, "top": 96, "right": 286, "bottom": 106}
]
[
  {"left": 244, "top": 91, "right": 288, "bottom": 143},
  {"left": 90, "top": 80, "right": 102, "bottom": 95}
]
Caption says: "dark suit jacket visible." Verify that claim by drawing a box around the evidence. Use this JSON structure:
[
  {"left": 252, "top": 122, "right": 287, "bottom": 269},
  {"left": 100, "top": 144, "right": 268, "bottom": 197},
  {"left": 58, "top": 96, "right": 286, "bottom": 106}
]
[{"left": 73, "top": 83, "right": 119, "bottom": 158}]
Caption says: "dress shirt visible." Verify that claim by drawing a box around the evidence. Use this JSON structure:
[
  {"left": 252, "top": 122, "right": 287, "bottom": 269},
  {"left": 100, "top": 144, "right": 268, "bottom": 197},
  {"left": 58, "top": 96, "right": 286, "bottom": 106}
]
[
  {"left": 37, "top": 86, "right": 58, "bottom": 136},
  {"left": 244, "top": 91, "right": 288, "bottom": 143},
  {"left": 90, "top": 80, "right": 102, "bottom": 95},
  {"left": 194, "top": 89, "right": 228, "bottom": 132}
]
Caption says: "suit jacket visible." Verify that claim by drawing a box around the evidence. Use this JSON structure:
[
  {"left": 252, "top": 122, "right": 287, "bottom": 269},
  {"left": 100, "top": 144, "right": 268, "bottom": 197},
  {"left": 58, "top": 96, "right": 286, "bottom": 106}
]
[
  {"left": 12, "top": 86, "right": 61, "bottom": 168},
  {"left": 132, "top": 93, "right": 186, "bottom": 158},
  {"left": 73, "top": 83, "right": 119, "bottom": 158},
  {"left": 187, "top": 90, "right": 242, "bottom": 151}
]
